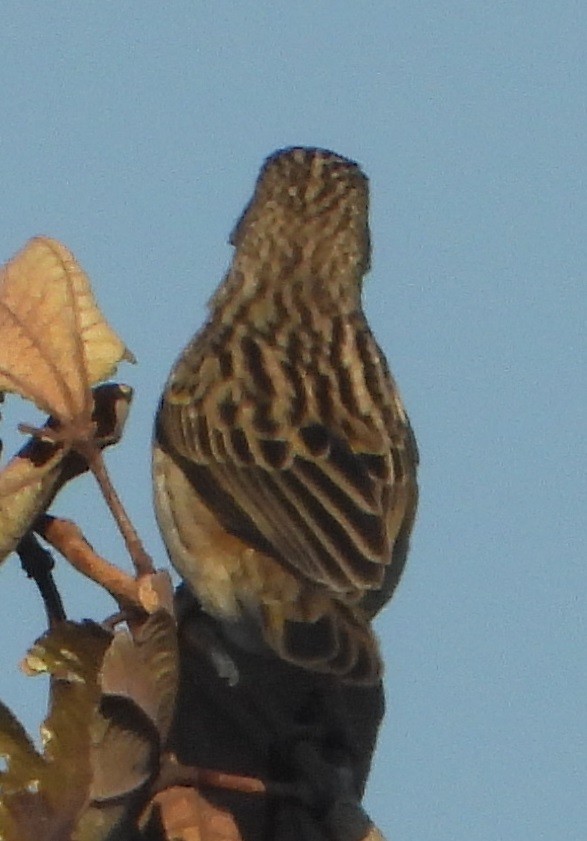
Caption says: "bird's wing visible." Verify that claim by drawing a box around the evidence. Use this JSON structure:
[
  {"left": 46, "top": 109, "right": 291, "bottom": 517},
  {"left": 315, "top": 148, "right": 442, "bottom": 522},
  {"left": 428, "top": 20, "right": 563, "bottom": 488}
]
[{"left": 157, "top": 390, "right": 416, "bottom": 598}]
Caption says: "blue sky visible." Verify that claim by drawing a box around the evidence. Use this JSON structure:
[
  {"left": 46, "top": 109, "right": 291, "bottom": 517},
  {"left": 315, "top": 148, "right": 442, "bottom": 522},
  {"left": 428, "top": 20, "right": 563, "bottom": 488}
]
[{"left": 0, "top": 4, "right": 585, "bottom": 838}]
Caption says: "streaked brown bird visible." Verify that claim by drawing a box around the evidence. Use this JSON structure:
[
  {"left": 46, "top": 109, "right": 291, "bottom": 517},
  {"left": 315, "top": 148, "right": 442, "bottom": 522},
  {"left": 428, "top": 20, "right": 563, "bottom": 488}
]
[{"left": 153, "top": 147, "right": 418, "bottom": 684}]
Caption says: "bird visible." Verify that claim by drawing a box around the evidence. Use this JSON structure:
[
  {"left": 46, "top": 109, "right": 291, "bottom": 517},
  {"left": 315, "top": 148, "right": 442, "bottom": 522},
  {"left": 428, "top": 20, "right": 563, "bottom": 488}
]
[{"left": 152, "top": 147, "right": 418, "bottom": 684}]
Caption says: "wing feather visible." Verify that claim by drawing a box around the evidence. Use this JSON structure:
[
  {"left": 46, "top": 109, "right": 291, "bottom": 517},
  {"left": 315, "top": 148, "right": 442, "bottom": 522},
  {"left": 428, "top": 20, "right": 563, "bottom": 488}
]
[
  {"left": 158, "top": 397, "right": 409, "bottom": 596},
  {"left": 157, "top": 313, "right": 417, "bottom": 603}
]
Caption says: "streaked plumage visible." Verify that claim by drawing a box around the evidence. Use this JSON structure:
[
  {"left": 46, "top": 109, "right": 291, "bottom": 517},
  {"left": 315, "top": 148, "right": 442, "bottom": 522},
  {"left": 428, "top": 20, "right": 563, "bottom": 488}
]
[{"left": 153, "top": 147, "right": 418, "bottom": 683}]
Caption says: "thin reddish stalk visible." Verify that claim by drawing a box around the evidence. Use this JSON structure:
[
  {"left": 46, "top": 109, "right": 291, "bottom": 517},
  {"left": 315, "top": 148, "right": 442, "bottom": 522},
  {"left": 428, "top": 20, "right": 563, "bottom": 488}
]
[{"left": 80, "top": 442, "right": 154, "bottom": 577}]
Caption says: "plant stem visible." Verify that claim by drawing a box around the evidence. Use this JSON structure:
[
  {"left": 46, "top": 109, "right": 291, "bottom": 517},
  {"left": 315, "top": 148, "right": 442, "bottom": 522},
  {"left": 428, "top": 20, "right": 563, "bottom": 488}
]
[{"left": 81, "top": 442, "right": 154, "bottom": 577}]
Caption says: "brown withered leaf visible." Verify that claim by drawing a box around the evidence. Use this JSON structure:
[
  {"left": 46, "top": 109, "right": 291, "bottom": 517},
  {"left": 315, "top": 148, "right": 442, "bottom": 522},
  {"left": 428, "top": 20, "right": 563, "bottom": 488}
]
[
  {"left": 0, "top": 238, "right": 153, "bottom": 578},
  {"left": 0, "top": 236, "right": 135, "bottom": 568},
  {"left": 99, "top": 608, "right": 179, "bottom": 743},
  {"left": 0, "top": 237, "right": 133, "bottom": 425},
  {"left": 90, "top": 610, "right": 179, "bottom": 804},
  {"left": 0, "top": 619, "right": 176, "bottom": 841},
  {"left": 0, "top": 435, "right": 65, "bottom": 561},
  {"left": 0, "top": 383, "right": 133, "bottom": 565},
  {"left": 1, "top": 622, "right": 112, "bottom": 840},
  {"left": 0, "top": 698, "right": 45, "bottom": 794}
]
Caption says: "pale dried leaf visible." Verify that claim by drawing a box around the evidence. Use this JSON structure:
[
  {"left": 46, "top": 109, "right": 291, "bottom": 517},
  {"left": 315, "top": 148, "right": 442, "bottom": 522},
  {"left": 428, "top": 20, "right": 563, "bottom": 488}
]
[{"left": 0, "top": 237, "right": 132, "bottom": 424}]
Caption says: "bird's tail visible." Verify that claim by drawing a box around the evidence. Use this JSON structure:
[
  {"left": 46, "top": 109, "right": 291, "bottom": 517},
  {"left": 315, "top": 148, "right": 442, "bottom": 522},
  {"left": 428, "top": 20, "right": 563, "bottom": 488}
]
[{"left": 263, "top": 601, "right": 383, "bottom": 685}]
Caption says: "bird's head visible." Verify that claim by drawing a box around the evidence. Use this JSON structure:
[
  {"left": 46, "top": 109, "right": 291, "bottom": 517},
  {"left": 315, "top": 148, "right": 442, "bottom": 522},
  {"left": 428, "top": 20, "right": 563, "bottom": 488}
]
[{"left": 230, "top": 147, "right": 371, "bottom": 286}]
